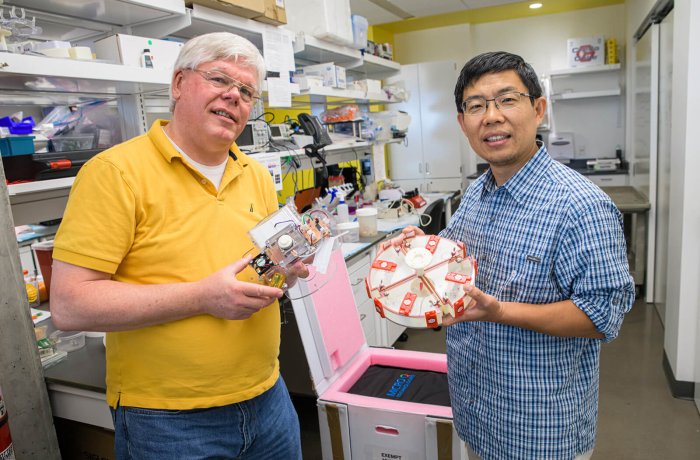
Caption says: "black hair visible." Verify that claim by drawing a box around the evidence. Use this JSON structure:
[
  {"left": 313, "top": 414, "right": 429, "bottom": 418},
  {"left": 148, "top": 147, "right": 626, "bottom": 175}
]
[{"left": 454, "top": 51, "right": 542, "bottom": 113}]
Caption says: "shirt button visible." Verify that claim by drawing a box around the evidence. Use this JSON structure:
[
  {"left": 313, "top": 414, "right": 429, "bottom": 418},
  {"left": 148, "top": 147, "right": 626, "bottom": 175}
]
[{"left": 469, "top": 399, "right": 475, "bottom": 405}]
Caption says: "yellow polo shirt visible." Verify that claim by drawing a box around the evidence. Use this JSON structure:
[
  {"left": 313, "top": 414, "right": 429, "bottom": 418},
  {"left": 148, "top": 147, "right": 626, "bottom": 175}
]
[{"left": 53, "top": 120, "right": 281, "bottom": 409}]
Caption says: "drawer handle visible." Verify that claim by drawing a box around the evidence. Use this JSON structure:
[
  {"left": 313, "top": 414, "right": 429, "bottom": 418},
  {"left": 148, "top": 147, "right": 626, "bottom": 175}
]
[
  {"left": 360, "top": 314, "right": 366, "bottom": 320},
  {"left": 351, "top": 278, "right": 365, "bottom": 286}
]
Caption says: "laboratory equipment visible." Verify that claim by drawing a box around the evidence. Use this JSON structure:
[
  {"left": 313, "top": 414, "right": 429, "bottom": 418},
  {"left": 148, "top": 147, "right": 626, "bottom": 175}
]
[{"left": 365, "top": 234, "right": 477, "bottom": 329}]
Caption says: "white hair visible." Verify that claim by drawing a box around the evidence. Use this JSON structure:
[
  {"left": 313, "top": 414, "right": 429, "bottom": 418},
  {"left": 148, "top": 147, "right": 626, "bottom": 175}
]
[{"left": 169, "top": 32, "right": 266, "bottom": 111}]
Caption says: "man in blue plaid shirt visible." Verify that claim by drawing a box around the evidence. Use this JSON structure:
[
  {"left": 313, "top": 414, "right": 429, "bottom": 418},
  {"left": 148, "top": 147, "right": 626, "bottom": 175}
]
[{"left": 398, "top": 52, "right": 635, "bottom": 459}]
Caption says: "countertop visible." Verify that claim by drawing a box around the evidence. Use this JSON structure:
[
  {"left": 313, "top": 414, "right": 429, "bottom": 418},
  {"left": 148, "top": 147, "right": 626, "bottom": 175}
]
[
  {"left": 467, "top": 159, "right": 629, "bottom": 180},
  {"left": 600, "top": 186, "right": 651, "bottom": 213}
]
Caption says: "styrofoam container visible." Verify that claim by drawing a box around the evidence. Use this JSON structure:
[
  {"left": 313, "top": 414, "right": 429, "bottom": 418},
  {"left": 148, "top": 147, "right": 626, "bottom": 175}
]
[
  {"left": 69, "top": 46, "right": 93, "bottom": 60},
  {"left": 40, "top": 48, "right": 71, "bottom": 58},
  {"left": 287, "top": 250, "right": 467, "bottom": 459}
]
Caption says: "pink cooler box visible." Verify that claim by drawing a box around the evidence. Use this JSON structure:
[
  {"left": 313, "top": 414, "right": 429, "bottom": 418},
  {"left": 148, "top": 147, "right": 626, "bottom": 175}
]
[{"left": 288, "top": 250, "right": 468, "bottom": 459}]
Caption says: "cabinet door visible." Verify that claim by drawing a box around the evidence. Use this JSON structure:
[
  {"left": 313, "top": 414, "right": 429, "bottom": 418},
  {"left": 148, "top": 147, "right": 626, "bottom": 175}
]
[
  {"left": 418, "top": 61, "right": 463, "bottom": 180},
  {"left": 387, "top": 64, "right": 425, "bottom": 181}
]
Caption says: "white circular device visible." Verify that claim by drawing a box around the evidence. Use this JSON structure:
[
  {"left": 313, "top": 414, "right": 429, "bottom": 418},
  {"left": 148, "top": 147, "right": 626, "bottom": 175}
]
[
  {"left": 364, "top": 235, "right": 477, "bottom": 329},
  {"left": 277, "top": 234, "right": 294, "bottom": 251}
]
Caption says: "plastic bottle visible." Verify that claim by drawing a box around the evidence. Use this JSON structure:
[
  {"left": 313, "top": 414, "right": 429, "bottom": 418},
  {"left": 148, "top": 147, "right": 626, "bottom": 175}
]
[
  {"left": 336, "top": 192, "right": 350, "bottom": 223},
  {"left": 0, "top": 386, "right": 16, "bottom": 460},
  {"left": 140, "top": 48, "right": 154, "bottom": 69},
  {"left": 23, "top": 269, "right": 40, "bottom": 308}
]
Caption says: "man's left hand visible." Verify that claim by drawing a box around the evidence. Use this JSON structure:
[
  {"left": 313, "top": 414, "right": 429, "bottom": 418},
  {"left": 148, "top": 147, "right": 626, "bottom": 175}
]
[
  {"left": 284, "top": 259, "right": 310, "bottom": 289},
  {"left": 442, "top": 284, "right": 505, "bottom": 326}
]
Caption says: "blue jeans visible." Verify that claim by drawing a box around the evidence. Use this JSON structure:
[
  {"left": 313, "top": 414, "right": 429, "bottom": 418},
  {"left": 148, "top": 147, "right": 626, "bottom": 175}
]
[{"left": 111, "top": 376, "right": 301, "bottom": 460}]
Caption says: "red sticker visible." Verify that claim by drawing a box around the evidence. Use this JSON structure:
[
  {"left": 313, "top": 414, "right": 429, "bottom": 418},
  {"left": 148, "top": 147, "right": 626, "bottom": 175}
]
[
  {"left": 372, "top": 259, "right": 397, "bottom": 271},
  {"left": 399, "top": 292, "right": 417, "bottom": 315}
]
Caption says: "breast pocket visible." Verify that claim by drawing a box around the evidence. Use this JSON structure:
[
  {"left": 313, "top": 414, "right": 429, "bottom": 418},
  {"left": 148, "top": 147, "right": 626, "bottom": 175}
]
[{"left": 506, "top": 251, "right": 562, "bottom": 304}]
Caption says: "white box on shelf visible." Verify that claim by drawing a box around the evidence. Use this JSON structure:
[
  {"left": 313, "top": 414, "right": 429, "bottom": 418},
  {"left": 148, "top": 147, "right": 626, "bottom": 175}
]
[
  {"left": 349, "top": 78, "right": 381, "bottom": 94},
  {"left": 287, "top": 250, "right": 467, "bottom": 460},
  {"left": 292, "top": 75, "right": 325, "bottom": 91},
  {"left": 285, "top": 0, "right": 353, "bottom": 46},
  {"left": 94, "top": 34, "right": 184, "bottom": 71},
  {"left": 298, "top": 62, "right": 346, "bottom": 89},
  {"left": 567, "top": 36, "right": 605, "bottom": 68}
]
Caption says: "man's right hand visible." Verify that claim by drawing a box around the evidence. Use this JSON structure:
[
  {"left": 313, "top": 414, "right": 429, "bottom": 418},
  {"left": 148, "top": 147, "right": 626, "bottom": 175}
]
[
  {"left": 386, "top": 225, "right": 425, "bottom": 249},
  {"left": 201, "top": 256, "right": 284, "bottom": 320}
]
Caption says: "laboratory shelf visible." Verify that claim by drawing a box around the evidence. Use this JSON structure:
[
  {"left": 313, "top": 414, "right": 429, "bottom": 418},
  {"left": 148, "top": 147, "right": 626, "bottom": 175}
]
[
  {"left": 294, "top": 87, "right": 395, "bottom": 106},
  {"left": 347, "top": 53, "right": 401, "bottom": 79},
  {"left": 173, "top": 4, "right": 267, "bottom": 50},
  {"left": 548, "top": 63, "right": 621, "bottom": 76},
  {"left": 552, "top": 89, "right": 622, "bottom": 100},
  {"left": 8, "top": 177, "right": 75, "bottom": 227},
  {"left": 293, "top": 33, "right": 363, "bottom": 67},
  {"left": 0, "top": 53, "right": 171, "bottom": 95},
  {"left": 3, "top": 0, "right": 187, "bottom": 42}
]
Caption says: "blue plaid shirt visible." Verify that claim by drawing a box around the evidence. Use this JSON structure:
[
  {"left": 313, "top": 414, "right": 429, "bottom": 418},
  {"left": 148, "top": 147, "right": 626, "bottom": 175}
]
[{"left": 440, "top": 146, "right": 635, "bottom": 460}]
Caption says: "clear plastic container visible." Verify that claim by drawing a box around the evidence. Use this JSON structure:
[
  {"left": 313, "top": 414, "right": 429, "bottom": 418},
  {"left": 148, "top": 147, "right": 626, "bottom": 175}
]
[
  {"left": 355, "top": 207, "right": 378, "bottom": 237},
  {"left": 50, "top": 134, "right": 96, "bottom": 152},
  {"left": 336, "top": 221, "right": 360, "bottom": 243},
  {"left": 50, "top": 330, "right": 86, "bottom": 352}
]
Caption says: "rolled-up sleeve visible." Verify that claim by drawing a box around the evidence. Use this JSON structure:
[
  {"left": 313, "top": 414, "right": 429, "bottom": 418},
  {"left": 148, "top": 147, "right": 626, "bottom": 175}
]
[{"left": 556, "top": 198, "right": 636, "bottom": 342}]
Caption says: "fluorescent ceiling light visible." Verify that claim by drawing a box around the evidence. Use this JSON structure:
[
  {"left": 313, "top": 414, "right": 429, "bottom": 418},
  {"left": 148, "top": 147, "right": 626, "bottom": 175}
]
[{"left": 529, "top": 3, "right": 543, "bottom": 8}]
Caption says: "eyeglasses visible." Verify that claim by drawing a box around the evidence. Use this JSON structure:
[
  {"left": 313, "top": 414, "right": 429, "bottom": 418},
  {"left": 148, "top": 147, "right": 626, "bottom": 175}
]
[
  {"left": 461, "top": 91, "right": 534, "bottom": 116},
  {"left": 189, "top": 69, "right": 259, "bottom": 103}
]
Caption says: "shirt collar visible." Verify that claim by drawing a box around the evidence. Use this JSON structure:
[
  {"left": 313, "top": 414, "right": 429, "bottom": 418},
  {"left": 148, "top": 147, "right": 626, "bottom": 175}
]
[
  {"left": 148, "top": 119, "right": 250, "bottom": 169},
  {"left": 478, "top": 142, "right": 552, "bottom": 205}
]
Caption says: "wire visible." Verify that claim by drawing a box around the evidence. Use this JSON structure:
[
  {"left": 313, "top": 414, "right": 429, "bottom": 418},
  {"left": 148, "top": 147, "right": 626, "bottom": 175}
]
[{"left": 254, "top": 112, "right": 275, "bottom": 123}]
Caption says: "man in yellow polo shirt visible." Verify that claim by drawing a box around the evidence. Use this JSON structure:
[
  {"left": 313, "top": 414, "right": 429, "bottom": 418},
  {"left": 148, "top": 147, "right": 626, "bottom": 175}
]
[{"left": 50, "top": 32, "right": 307, "bottom": 459}]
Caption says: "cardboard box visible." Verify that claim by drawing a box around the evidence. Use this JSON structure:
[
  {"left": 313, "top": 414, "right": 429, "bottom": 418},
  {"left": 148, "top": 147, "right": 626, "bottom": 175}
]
[
  {"left": 94, "top": 34, "right": 183, "bottom": 71},
  {"left": 287, "top": 250, "right": 467, "bottom": 459},
  {"left": 187, "top": 0, "right": 265, "bottom": 18},
  {"left": 298, "top": 63, "right": 346, "bottom": 89},
  {"left": 254, "top": 0, "right": 287, "bottom": 25},
  {"left": 567, "top": 36, "right": 605, "bottom": 68},
  {"left": 54, "top": 417, "right": 115, "bottom": 460}
]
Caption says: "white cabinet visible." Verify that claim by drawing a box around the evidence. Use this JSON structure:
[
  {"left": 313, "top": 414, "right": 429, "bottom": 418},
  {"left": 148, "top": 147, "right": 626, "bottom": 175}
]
[
  {"left": 346, "top": 248, "right": 378, "bottom": 346},
  {"left": 546, "top": 64, "right": 624, "bottom": 159},
  {"left": 386, "top": 61, "right": 464, "bottom": 193},
  {"left": 587, "top": 174, "right": 629, "bottom": 187},
  {"left": 345, "top": 243, "right": 407, "bottom": 348}
]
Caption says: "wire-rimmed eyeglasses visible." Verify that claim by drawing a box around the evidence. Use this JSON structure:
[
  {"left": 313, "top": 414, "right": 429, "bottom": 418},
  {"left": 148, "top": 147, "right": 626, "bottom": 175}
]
[
  {"left": 189, "top": 69, "right": 259, "bottom": 103},
  {"left": 461, "top": 91, "right": 534, "bottom": 116}
]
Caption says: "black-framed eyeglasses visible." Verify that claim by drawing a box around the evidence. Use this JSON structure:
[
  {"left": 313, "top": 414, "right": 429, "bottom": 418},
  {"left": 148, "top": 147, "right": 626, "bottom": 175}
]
[
  {"left": 461, "top": 91, "right": 534, "bottom": 116},
  {"left": 188, "top": 68, "right": 259, "bottom": 103}
]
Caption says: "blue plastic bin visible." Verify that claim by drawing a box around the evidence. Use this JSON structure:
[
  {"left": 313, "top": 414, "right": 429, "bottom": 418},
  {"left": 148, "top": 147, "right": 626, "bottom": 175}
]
[{"left": 0, "top": 136, "right": 36, "bottom": 157}]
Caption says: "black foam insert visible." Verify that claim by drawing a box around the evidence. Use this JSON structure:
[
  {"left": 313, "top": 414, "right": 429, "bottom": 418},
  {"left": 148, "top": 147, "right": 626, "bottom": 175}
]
[{"left": 347, "top": 364, "right": 451, "bottom": 407}]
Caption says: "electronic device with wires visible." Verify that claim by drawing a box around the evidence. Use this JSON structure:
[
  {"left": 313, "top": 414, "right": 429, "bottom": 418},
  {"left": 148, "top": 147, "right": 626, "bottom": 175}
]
[
  {"left": 269, "top": 123, "right": 293, "bottom": 141},
  {"left": 248, "top": 204, "right": 332, "bottom": 289},
  {"left": 236, "top": 120, "right": 269, "bottom": 153}
]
